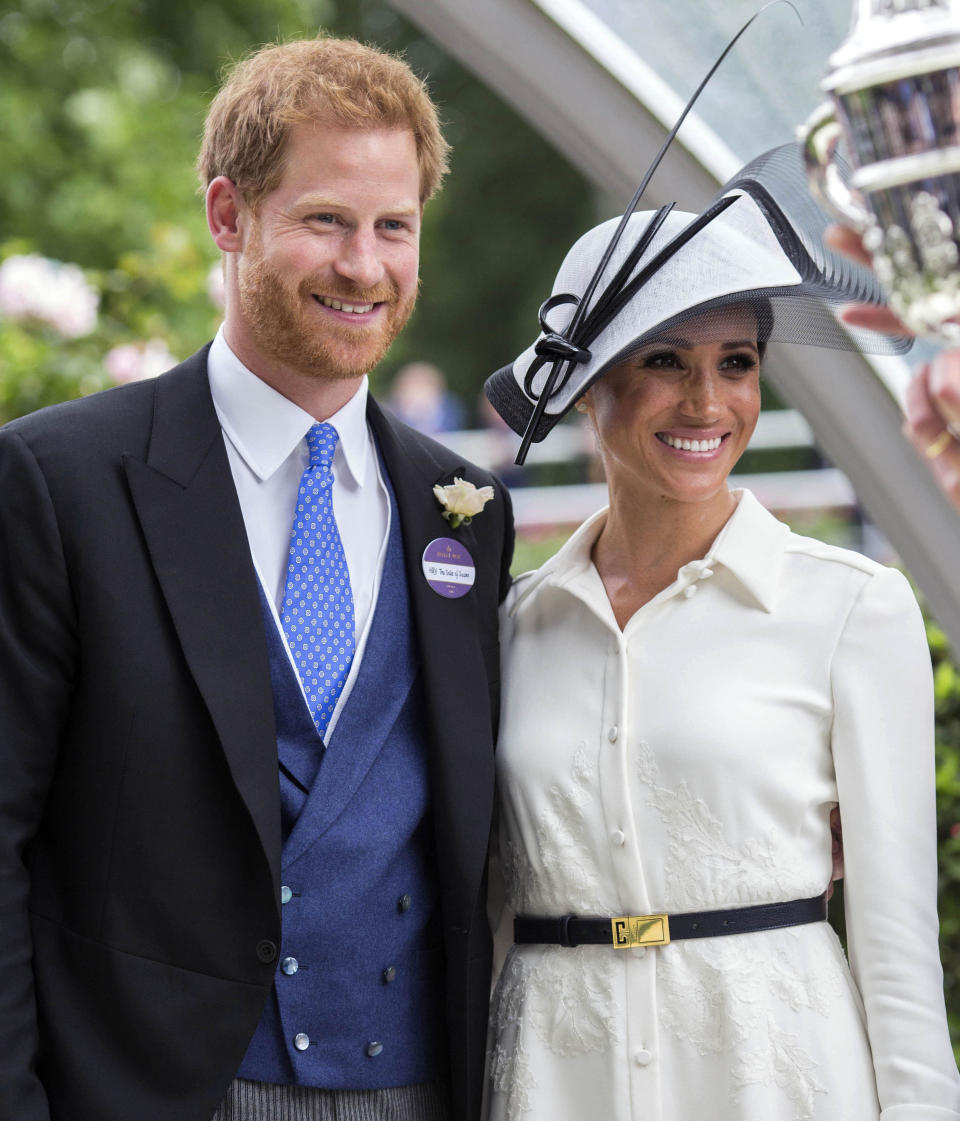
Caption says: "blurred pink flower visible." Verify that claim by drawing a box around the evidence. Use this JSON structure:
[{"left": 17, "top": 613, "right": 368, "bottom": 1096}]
[
  {"left": 105, "top": 339, "right": 177, "bottom": 383},
  {"left": 0, "top": 254, "right": 99, "bottom": 338}
]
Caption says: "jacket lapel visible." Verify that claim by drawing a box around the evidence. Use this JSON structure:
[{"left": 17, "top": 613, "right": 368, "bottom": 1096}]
[
  {"left": 366, "top": 400, "right": 495, "bottom": 930},
  {"left": 123, "top": 349, "right": 281, "bottom": 904}
]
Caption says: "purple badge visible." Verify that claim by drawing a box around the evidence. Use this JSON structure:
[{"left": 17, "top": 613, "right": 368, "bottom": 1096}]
[{"left": 422, "top": 537, "right": 476, "bottom": 599}]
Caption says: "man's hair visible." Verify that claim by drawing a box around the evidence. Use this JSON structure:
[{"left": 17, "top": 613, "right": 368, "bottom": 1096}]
[{"left": 197, "top": 36, "right": 450, "bottom": 208}]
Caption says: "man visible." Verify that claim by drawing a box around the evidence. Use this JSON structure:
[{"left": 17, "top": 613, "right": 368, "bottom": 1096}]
[{"left": 0, "top": 36, "right": 513, "bottom": 1121}]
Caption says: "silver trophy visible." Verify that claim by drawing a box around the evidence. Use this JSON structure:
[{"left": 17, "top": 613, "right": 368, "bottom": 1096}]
[{"left": 800, "top": 0, "right": 960, "bottom": 341}]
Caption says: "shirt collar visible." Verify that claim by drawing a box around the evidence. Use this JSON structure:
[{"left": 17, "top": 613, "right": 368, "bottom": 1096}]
[
  {"left": 705, "top": 488, "right": 791, "bottom": 613},
  {"left": 511, "top": 487, "right": 789, "bottom": 617},
  {"left": 509, "top": 506, "right": 607, "bottom": 617},
  {"left": 207, "top": 326, "right": 369, "bottom": 485}
]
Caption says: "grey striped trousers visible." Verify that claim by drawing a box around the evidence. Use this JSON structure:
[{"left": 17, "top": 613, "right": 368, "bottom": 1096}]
[{"left": 211, "top": 1078, "right": 451, "bottom": 1121}]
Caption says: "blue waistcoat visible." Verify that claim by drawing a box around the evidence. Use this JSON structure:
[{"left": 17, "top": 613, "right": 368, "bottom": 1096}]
[{"left": 237, "top": 481, "right": 447, "bottom": 1089}]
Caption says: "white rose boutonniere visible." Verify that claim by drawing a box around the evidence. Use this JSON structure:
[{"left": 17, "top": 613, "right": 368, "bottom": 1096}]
[{"left": 433, "top": 476, "right": 495, "bottom": 529}]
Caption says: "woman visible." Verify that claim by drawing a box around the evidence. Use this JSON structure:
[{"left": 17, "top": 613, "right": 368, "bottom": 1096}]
[{"left": 482, "top": 149, "right": 960, "bottom": 1120}]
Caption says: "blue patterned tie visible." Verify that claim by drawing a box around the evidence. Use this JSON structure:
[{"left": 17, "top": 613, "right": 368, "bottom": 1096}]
[{"left": 280, "top": 422, "right": 355, "bottom": 738}]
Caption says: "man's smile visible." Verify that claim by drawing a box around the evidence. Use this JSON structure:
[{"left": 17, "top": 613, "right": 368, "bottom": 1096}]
[{"left": 313, "top": 294, "right": 377, "bottom": 314}]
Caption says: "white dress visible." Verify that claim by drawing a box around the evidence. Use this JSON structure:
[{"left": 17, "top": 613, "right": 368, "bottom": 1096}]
[{"left": 485, "top": 490, "right": 960, "bottom": 1121}]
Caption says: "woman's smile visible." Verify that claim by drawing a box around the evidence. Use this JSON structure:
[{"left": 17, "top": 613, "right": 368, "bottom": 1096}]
[{"left": 654, "top": 429, "right": 730, "bottom": 456}]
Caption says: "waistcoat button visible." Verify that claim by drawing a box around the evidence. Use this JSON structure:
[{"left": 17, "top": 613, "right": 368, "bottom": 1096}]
[
  {"left": 398, "top": 894, "right": 412, "bottom": 913},
  {"left": 294, "top": 1033, "right": 310, "bottom": 1051},
  {"left": 256, "top": 939, "right": 278, "bottom": 964},
  {"left": 382, "top": 966, "right": 397, "bottom": 983},
  {"left": 281, "top": 956, "right": 299, "bottom": 975},
  {"left": 366, "top": 1041, "right": 384, "bottom": 1057},
  {"left": 281, "top": 886, "right": 293, "bottom": 905}
]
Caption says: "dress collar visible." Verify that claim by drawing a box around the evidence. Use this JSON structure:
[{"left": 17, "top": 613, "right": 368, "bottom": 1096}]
[
  {"left": 511, "top": 488, "right": 790, "bottom": 618},
  {"left": 707, "top": 488, "right": 790, "bottom": 613},
  {"left": 207, "top": 326, "right": 369, "bottom": 486}
]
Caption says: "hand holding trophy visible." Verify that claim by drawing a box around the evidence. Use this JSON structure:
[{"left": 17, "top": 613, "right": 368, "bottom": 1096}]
[
  {"left": 800, "top": 0, "right": 960, "bottom": 343},
  {"left": 801, "top": 0, "right": 960, "bottom": 504}
]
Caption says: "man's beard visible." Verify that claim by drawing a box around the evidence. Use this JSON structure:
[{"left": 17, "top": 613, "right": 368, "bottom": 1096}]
[{"left": 236, "top": 240, "right": 416, "bottom": 382}]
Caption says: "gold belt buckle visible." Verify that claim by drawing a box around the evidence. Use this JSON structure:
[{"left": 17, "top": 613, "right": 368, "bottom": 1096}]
[{"left": 611, "top": 913, "right": 671, "bottom": 948}]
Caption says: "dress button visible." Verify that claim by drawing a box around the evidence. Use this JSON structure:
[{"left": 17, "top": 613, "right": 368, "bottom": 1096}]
[
  {"left": 610, "top": 829, "right": 626, "bottom": 846},
  {"left": 631, "top": 946, "right": 647, "bottom": 959},
  {"left": 281, "top": 956, "right": 299, "bottom": 975},
  {"left": 281, "top": 886, "right": 293, "bottom": 905},
  {"left": 608, "top": 726, "right": 619, "bottom": 743},
  {"left": 366, "top": 1041, "right": 384, "bottom": 1057},
  {"left": 398, "top": 894, "right": 412, "bottom": 913},
  {"left": 684, "top": 584, "right": 698, "bottom": 598},
  {"left": 634, "top": 1048, "right": 653, "bottom": 1067},
  {"left": 256, "top": 939, "right": 278, "bottom": 964},
  {"left": 294, "top": 1033, "right": 310, "bottom": 1051},
  {"left": 382, "top": 966, "right": 397, "bottom": 984}
]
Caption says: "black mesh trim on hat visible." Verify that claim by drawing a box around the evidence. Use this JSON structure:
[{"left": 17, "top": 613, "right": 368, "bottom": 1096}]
[
  {"left": 485, "top": 362, "right": 538, "bottom": 440},
  {"left": 484, "top": 143, "right": 914, "bottom": 449},
  {"left": 725, "top": 145, "right": 882, "bottom": 306},
  {"left": 619, "top": 287, "right": 912, "bottom": 356},
  {"left": 485, "top": 287, "right": 913, "bottom": 443}
]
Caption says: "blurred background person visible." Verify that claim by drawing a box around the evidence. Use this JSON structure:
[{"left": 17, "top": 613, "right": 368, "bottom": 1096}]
[{"left": 386, "top": 359, "right": 465, "bottom": 434}]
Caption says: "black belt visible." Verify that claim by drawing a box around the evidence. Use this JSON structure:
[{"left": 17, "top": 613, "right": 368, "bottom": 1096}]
[{"left": 513, "top": 894, "right": 828, "bottom": 950}]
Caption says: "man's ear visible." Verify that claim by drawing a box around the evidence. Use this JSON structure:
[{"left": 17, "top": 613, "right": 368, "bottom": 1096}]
[{"left": 206, "top": 176, "right": 245, "bottom": 252}]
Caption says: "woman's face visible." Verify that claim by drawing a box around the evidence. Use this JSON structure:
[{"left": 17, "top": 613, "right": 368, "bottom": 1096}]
[{"left": 581, "top": 307, "right": 762, "bottom": 509}]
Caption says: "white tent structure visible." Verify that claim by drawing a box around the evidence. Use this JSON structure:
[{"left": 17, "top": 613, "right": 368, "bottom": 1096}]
[{"left": 392, "top": 0, "right": 960, "bottom": 649}]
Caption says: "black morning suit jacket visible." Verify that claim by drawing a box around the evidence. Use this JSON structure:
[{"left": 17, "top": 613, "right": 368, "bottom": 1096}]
[{"left": 0, "top": 345, "right": 514, "bottom": 1121}]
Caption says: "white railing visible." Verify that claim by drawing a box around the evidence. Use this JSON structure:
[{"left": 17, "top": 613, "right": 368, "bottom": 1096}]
[
  {"left": 432, "top": 409, "right": 850, "bottom": 529},
  {"left": 506, "top": 469, "right": 855, "bottom": 529}
]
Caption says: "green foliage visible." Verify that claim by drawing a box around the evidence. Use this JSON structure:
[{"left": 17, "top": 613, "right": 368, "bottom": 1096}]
[
  {"left": 0, "top": 0, "right": 595, "bottom": 424},
  {"left": 511, "top": 528, "right": 572, "bottom": 577},
  {"left": 0, "top": 316, "right": 108, "bottom": 418},
  {"left": 927, "top": 618, "right": 960, "bottom": 1054}
]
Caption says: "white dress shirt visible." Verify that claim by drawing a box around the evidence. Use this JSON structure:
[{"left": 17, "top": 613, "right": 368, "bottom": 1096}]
[
  {"left": 207, "top": 327, "right": 390, "bottom": 735},
  {"left": 486, "top": 489, "right": 960, "bottom": 1121}
]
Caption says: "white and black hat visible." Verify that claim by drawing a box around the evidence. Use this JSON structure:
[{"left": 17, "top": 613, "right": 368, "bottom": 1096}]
[{"left": 485, "top": 144, "right": 910, "bottom": 462}]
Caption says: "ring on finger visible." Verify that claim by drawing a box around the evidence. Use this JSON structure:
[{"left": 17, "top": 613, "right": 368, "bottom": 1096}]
[{"left": 925, "top": 429, "right": 954, "bottom": 459}]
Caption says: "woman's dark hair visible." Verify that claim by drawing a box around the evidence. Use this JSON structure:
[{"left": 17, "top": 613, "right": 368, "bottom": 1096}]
[{"left": 755, "top": 297, "right": 773, "bottom": 361}]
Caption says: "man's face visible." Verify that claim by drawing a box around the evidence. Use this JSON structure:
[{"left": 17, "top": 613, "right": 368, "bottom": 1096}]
[{"left": 234, "top": 122, "right": 422, "bottom": 383}]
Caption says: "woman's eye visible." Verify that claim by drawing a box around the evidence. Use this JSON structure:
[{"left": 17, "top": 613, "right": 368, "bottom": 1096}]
[
  {"left": 720, "top": 352, "right": 758, "bottom": 373},
  {"left": 641, "top": 351, "right": 682, "bottom": 369}
]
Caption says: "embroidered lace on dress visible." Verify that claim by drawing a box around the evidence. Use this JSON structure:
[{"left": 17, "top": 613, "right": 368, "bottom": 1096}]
[
  {"left": 635, "top": 739, "right": 822, "bottom": 910},
  {"left": 489, "top": 947, "right": 623, "bottom": 1121},
  {"left": 636, "top": 739, "right": 848, "bottom": 1120},
  {"left": 492, "top": 744, "right": 625, "bottom": 1121},
  {"left": 504, "top": 744, "right": 621, "bottom": 916}
]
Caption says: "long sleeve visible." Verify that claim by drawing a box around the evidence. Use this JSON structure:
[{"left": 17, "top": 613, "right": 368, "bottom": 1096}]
[
  {"left": 831, "top": 565, "right": 960, "bottom": 1119},
  {"left": 0, "top": 429, "right": 77, "bottom": 1121}
]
